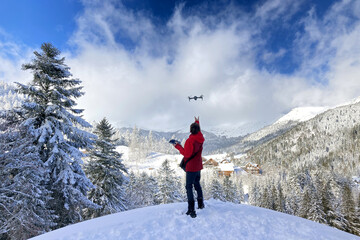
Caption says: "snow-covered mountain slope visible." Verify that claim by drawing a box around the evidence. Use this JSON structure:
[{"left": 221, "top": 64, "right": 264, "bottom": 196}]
[
  {"left": 206, "top": 120, "right": 270, "bottom": 138},
  {"left": 248, "top": 100, "right": 360, "bottom": 177},
  {"left": 275, "top": 106, "right": 329, "bottom": 124},
  {"left": 30, "top": 199, "right": 358, "bottom": 240},
  {"left": 244, "top": 106, "right": 328, "bottom": 142},
  {"left": 220, "top": 105, "right": 345, "bottom": 154},
  {"left": 116, "top": 126, "right": 242, "bottom": 155}
]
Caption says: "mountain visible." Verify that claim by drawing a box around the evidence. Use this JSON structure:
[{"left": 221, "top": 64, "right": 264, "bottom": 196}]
[
  {"left": 206, "top": 120, "right": 270, "bottom": 138},
  {"left": 248, "top": 100, "right": 360, "bottom": 176},
  {"left": 116, "top": 126, "right": 242, "bottom": 155},
  {"left": 30, "top": 199, "right": 358, "bottom": 240},
  {"left": 221, "top": 106, "right": 329, "bottom": 154},
  {"left": 115, "top": 106, "right": 330, "bottom": 155},
  {"left": 240, "top": 98, "right": 360, "bottom": 236}
]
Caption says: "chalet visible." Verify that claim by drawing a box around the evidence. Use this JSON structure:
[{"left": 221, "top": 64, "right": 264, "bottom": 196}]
[
  {"left": 217, "top": 162, "right": 234, "bottom": 177},
  {"left": 220, "top": 159, "right": 231, "bottom": 164},
  {"left": 203, "top": 158, "right": 219, "bottom": 167},
  {"left": 243, "top": 162, "right": 262, "bottom": 175}
]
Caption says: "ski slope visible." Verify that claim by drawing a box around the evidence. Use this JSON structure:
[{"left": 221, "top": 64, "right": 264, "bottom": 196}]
[{"left": 30, "top": 199, "right": 359, "bottom": 240}]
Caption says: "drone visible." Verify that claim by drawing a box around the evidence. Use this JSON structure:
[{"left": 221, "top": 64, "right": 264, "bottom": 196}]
[{"left": 188, "top": 95, "right": 204, "bottom": 101}]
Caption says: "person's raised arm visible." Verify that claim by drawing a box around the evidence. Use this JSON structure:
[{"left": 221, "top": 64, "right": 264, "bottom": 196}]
[{"left": 195, "top": 116, "right": 200, "bottom": 125}]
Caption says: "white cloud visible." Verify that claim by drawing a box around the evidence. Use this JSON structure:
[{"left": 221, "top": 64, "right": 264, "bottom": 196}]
[
  {"left": 2, "top": 0, "right": 360, "bottom": 134},
  {"left": 0, "top": 30, "right": 33, "bottom": 84},
  {"left": 64, "top": 0, "right": 360, "bottom": 132},
  {"left": 254, "top": 0, "right": 305, "bottom": 24},
  {"left": 292, "top": 0, "right": 360, "bottom": 106}
]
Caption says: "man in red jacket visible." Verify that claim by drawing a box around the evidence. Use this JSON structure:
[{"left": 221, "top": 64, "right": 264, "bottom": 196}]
[{"left": 173, "top": 117, "right": 205, "bottom": 218}]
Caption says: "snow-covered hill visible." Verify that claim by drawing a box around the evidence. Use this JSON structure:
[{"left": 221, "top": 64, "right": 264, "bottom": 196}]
[
  {"left": 30, "top": 199, "right": 358, "bottom": 240},
  {"left": 275, "top": 106, "right": 329, "bottom": 124},
  {"left": 245, "top": 107, "right": 328, "bottom": 142},
  {"left": 116, "top": 126, "right": 242, "bottom": 155},
  {"left": 249, "top": 99, "right": 360, "bottom": 172},
  {"left": 206, "top": 120, "right": 270, "bottom": 138},
  {"left": 221, "top": 104, "right": 348, "bottom": 154}
]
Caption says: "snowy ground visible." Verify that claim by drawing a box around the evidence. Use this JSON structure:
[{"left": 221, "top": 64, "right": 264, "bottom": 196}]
[
  {"left": 30, "top": 199, "right": 359, "bottom": 240},
  {"left": 116, "top": 146, "right": 230, "bottom": 177}
]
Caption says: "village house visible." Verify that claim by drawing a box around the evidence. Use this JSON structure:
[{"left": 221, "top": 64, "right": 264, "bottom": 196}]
[
  {"left": 242, "top": 162, "right": 262, "bottom": 175},
  {"left": 217, "top": 162, "right": 235, "bottom": 177},
  {"left": 203, "top": 158, "right": 219, "bottom": 167}
]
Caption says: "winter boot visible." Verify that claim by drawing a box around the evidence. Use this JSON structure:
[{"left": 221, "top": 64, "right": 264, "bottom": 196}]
[
  {"left": 186, "top": 200, "right": 197, "bottom": 218},
  {"left": 197, "top": 198, "right": 205, "bottom": 209}
]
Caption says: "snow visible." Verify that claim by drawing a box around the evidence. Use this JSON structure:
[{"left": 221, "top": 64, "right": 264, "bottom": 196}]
[
  {"left": 116, "top": 146, "right": 231, "bottom": 176},
  {"left": 30, "top": 199, "right": 358, "bottom": 240},
  {"left": 275, "top": 106, "right": 329, "bottom": 124},
  {"left": 116, "top": 146, "right": 184, "bottom": 175},
  {"left": 206, "top": 121, "right": 269, "bottom": 138},
  {"left": 218, "top": 162, "right": 234, "bottom": 171}
]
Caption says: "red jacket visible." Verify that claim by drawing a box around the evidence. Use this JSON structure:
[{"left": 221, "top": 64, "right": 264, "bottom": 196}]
[{"left": 175, "top": 121, "right": 205, "bottom": 172}]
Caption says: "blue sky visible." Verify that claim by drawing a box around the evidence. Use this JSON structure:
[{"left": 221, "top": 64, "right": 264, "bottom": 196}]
[{"left": 1, "top": 0, "right": 360, "bottom": 132}]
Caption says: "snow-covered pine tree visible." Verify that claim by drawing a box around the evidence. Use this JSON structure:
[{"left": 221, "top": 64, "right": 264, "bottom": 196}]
[
  {"left": 16, "top": 43, "right": 98, "bottom": 227},
  {"left": 129, "top": 126, "right": 148, "bottom": 162},
  {"left": 210, "top": 174, "right": 225, "bottom": 202},
  {"left": 125, "top": 172, "right": 140, "bottom": 209},
  {"left": 276, "top": 181, "right": 286, "bottom": 213},
  {"left": 249, "top": 181, "right": 261, "bottom": 206},
  {"left": 126, "top": 172, "right": 161, "bottom": 209},
  {"left": 0, "top": 109, "right": 56, "bottom": 239},
  {"left": 238, "top": 179, "right": 245, "bottom": 203},
  {"left": 84, "top": 118, "right": 128, "bottom": 218},
  {"left": 138, "top": 172, "right": 161, "bottom": 206},
  {"left": 307, "top": 179, "right": 326, "bottom": 224},
  {"left": 222, "top": 176, "right": 240, "bottom": 203},
  {"left": 157, "top": 159, "right": 183, "bottom": 204},
  {"left": 340, "top": 180, "right": 358, "bottom": 235},
  {"left": 259, "top": 185, "right": 272, "bottom": 210},
  {"left": 145, "top": 130, "right": 154, "bottom": 156},
  {"left": 321, "top": 177, "right": 347, "bottom": 231},
  {"left": 355, "top": 191, "right": 360, "bottom": 236}
]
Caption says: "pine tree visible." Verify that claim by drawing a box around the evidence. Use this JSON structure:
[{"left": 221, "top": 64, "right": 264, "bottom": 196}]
[
  {"left": 139, "top": 172, "right": 161, "bottom": 206},
  {"left": 238, "top": 179, "right": 245, "bottom": 203},
  {"left": 322, "top": 179, "right": 348, "bottom": 231},
  {"left": 307, "top": 181, "right": 326, "bottom": 224},
  {"left": 259, "top": 185, "right": 272, "bottom": 210},
  {"left": 84, "top": 118, "right": 128, "bottom": 218},
  {"left": 16, "top": 43, "right": 97, "bottom": 227},
  {"left": 299, "top": 185, "right": 311, "bottom": 219},
  {"left": 354, "top": 192, "right": 360, "bottom": 236},
  {"left": 134, "top": 172, "right": 161, "bottom": 207},
  {"left": 0, "top": 109, "right": 56, "bottom": 239},
  {"left": 210, "top": 175, "right": 225, "bottom": 201},
  {"left": 125, "top": 172, "right": 139, "bottom": 209},
  {"left": 340, "top": 180, "right": 358, "bottom": 235},
  {"left": 129, "top": 126, "right": 141, "bottom": 162},
  {"left": 157, "top": 160, "right": 183, "bottom": 204},
  {"left": 276, "top": 182, "right": 286, "bottom": 213},
  {"left": 222, "top": 176, "right": 240, "bottom": 203},
  {"left": 249, "top": 181, "right": 261, "bottom": 206},
  {"left": 320, "top": 179, "right": 338, "bottom": 226}
]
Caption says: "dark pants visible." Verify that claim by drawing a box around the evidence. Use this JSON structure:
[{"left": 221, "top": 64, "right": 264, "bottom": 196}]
[{"left": 186, "top": 171, "right": 203, "bottom": 202}]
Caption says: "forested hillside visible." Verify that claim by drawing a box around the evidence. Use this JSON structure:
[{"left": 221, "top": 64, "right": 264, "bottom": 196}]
[{"left": 246, "top": 101, "right": 360, "bottom": 235}]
